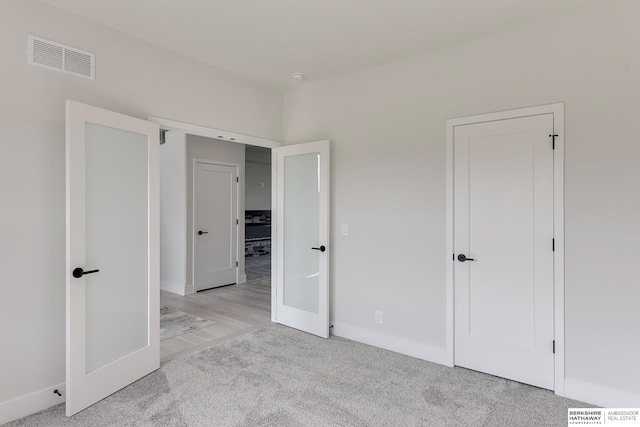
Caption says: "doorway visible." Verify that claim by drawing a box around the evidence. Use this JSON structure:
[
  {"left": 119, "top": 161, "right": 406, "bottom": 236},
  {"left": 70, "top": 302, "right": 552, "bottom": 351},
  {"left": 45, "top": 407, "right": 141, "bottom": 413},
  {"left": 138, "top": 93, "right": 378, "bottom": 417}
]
[
  {"left": 154, "top": 119, "right": 332, "bottom": 342},
  {"left": 158, "top": 132, "right": 272, "bottom": 292},
  {"left": 446, "top": 103, "right": 565, "bottom": 395},
  {"left": 158, "top": 134, "right": 275, "bottom": 361},
  {"left": 244, "top": 145, "right": 273, "bottom": 287}
]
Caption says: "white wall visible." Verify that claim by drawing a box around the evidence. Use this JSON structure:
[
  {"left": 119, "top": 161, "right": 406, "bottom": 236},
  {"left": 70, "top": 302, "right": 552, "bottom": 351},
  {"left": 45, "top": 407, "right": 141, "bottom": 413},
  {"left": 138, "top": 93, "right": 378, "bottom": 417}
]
[
  {"left": 245, "top": 147, "right": 272, "bottom": 211},
  {"left": 3, "top": 0, "right": 638, "bottom": 420},
  {"left": 186, "top": 135, "right": 247, "bottom": 290},
  {"left": 0, "top": 0, "right": 281, "bottom": 422},
  {"left": 160, "top": 131, "right": 188, "bottom": 295},
  {"left": 283, "top": 1, "right": 640, "bottom": 406}
]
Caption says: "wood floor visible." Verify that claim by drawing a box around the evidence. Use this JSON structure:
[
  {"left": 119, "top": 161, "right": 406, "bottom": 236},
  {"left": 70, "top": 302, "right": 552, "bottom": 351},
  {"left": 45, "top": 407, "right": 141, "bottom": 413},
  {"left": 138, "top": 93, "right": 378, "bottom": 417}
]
[{"left": 160, "top": 279, "right": 272, "bottom": 362}]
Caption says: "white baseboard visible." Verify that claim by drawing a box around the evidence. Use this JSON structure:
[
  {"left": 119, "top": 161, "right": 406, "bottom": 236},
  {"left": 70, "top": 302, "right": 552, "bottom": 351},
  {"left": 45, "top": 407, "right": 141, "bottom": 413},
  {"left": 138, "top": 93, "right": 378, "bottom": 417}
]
[
  {"left": 331, "top": 322, "right": 451, "bottom": 367},
  {"left": 184, "top": 283, "right": 195, "bottom": 295},
  {"left": 238, "top": 274, "right": 247, "bottom": 284},
  {"left": 0, "top": 383, "right": 65, "bottom": 425},
  {"left": 565, "top": 378, "right": 640, "bottom": 407},
  {"left": 160, "top": 280, "right": 186, "bottom": 296}
]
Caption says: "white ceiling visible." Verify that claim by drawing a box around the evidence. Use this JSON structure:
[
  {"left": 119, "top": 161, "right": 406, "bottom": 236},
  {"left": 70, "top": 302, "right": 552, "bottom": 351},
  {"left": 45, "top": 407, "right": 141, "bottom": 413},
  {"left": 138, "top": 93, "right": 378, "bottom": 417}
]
[{"left": 41, "top": 0, "right": 601, "bottom": 89}]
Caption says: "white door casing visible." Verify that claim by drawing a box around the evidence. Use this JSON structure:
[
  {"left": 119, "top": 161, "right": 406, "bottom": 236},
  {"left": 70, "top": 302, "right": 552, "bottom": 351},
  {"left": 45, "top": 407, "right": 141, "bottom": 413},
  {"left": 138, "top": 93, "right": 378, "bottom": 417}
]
[
  {"left": 193, "top": 161, "right": 239, "bottom": 291},
  {"left": 274, "top": 140, "right": 330, "bottom": 338},
  {"left": 446, "top": 103, "right": 565, "bottom": 395},
  {"left": 66, "top": 101, "right": 159, "bottom": 416}
]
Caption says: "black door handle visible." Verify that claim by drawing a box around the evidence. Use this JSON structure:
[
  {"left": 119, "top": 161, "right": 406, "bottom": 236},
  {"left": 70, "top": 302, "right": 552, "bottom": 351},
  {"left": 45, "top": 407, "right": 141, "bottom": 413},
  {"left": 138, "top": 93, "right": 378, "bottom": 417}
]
[
  {"left": 72, "top": 267, "right": 100, "bottom": 278},
  {"left": 198, "top": 230, "right": 208, "bottom": 235},
  {"left": 457, "top": 254, "right": 475, "bottom": 262},
  {"left": 311, "top": 246, "right": 326, "bottom": 252}
]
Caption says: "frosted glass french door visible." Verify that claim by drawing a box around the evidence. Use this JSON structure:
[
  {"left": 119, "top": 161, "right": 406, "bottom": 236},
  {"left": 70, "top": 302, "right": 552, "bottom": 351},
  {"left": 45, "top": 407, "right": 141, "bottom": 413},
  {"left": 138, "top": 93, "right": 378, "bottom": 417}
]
[
  {"left": 66, "top": 101, "right": 159, "bottom": 416},
  {"left": 275, "top": 140, "right": 330, "bottom": 338}
]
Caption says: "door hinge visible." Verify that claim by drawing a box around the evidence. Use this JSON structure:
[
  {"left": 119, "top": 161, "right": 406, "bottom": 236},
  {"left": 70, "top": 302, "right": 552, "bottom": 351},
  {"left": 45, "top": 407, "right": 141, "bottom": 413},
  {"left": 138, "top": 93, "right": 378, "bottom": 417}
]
[
  {"left": 159, "top": 129, "right": 167, "bottom": 145},
  {"left": 236, "top": 177, "right": 239, "bottom": 183},
  {"left": 553, "top": 340, "right": 556, "bottom": 354},
  {"left": 549, "top": 134, "right": 558, "bottom": 150},
  {"left": 552, "top": 238, "right": 555, "bottom": 251},
  {"left": 236, "top": 261, "right": 238, "bottom": 267},
  {"left": 236, "top": 219, "right": 239, "bottom": 225}
]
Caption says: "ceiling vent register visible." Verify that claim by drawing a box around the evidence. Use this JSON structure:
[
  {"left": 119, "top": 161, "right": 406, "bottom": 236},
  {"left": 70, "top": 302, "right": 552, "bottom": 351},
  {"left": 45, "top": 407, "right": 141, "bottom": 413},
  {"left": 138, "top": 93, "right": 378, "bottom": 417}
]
[{"left": 28, "top": 34, "right": 95, "bottom": 80}]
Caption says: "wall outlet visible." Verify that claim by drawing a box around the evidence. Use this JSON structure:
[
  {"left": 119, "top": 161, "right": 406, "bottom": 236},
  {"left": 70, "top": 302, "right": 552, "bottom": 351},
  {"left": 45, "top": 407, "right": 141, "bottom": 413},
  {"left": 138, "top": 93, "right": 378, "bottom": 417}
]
[{"left": 375, "top": 310, "right": 383, "bottom": 324}]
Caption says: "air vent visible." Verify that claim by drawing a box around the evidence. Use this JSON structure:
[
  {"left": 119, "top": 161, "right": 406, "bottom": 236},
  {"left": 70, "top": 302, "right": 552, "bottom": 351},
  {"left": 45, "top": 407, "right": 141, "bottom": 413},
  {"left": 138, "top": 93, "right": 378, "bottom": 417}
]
[{"left": 28, "top": 35, "right": 95, "bottom": 80}]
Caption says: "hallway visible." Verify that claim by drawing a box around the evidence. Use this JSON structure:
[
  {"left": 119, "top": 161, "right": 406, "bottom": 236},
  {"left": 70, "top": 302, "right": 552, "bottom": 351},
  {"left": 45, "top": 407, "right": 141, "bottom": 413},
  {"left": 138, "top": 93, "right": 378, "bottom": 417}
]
[{"left": 160, "top": 254, "right": 271, "bottom": 361}]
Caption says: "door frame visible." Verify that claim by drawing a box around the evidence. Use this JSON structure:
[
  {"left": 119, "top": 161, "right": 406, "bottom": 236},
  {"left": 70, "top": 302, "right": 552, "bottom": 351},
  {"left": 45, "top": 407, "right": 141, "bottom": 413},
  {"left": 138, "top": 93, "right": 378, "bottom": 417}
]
[
  {"left": 445, "top": 103, "right": 565, "bottom": 396},
  {"left": 149, "top": 116, "right": 283, "bottom": 320},
  {"left": 192, "top": 159, "right": 241, "bottom": 290}
]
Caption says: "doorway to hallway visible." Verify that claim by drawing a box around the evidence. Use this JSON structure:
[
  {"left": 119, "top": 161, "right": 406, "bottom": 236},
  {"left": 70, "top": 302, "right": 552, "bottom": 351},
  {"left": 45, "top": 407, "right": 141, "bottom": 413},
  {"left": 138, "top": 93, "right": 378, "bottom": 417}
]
[
  {"left": 156, "top": 118, "right": 331, "bottom": 340},
  {"left": 159, "top": 140, "right": 273, "bottom": 361},
  {"left": 244, "top": 145, "right": 272, "bottom": 289}
]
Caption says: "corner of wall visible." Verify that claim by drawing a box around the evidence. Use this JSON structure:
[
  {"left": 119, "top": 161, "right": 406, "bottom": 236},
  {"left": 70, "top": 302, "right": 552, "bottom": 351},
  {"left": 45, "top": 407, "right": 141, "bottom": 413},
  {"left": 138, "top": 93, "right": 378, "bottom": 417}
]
[{"left": 160, "top": 281, "right": 187, "bottom": 296}]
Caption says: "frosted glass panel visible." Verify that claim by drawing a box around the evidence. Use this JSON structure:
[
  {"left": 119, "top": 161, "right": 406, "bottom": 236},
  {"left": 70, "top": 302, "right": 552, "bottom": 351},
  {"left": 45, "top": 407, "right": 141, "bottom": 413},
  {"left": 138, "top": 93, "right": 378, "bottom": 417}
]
[
  {"left": 85, "top": 123, "right": 148, "bottom": 373},
  {"left": 283, "top": 153, "right": 320, "bottom": 313}
]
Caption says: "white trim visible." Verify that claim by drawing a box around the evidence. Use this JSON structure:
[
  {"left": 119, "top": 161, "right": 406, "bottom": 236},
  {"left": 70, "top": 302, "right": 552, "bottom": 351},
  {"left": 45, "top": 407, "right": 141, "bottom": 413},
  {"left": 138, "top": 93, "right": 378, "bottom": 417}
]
[
  {"left": 0, "top": 383, "right": 65, "bottom": 425},
  {"left": 332, "top": 323, "right": 450, "bottom": 366},
  {"left": 445, "top": 118, "right": 455, "bottom": 367},
  {"left": 271, "top": 148, "right": 278, "bottom": 322},
  {"left": 446, "top": 103, "right": 563, "bottom": 127},
  {"left": 191, "top": 159, "right": 241, "bottom": 291},
  {"left": 551, "top": 106, "right": 566, "bottom": 396},
  {"left": 445, "top": 103, "right": 565, "bottom": 394},
  {"left": 565, "top": 379, "right": 640, "bottom": 408},
  {"left": 148, "top": 117, "right": 283, "bottom": 149},
  {"left": 184, "top": 283, "right": 195, "bottom": 295}
]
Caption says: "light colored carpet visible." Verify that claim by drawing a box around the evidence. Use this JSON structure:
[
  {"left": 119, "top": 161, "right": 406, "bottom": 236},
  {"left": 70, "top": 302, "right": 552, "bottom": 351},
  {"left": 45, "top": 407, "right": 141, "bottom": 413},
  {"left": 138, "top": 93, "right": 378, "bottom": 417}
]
[
  {"left": 160, "top": 307, "right": 215, "bottom": 341},
  {"left": 9, "top": 324, "right": 588, "bottom": 426}
]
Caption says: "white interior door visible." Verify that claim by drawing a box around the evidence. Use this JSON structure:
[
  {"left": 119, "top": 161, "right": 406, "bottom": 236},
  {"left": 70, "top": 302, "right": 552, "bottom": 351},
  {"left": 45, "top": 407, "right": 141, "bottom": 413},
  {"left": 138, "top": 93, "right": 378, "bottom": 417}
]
[
  {"left": 66, "top": 101, "right": 159, "bottom": 416},
  {"left": 194, "top": 161, "right": 238, "bottom": 291},
  {"left": 274, "top": 140, "right": 330, "bottom": 338},
  {"left": 454, "top": 114, "right": 555, "bottom": 390}
]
